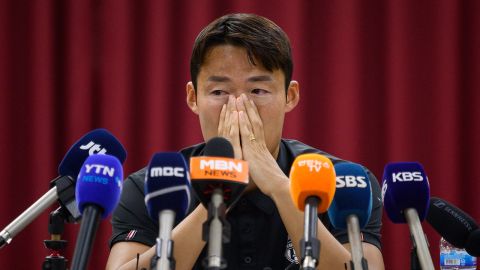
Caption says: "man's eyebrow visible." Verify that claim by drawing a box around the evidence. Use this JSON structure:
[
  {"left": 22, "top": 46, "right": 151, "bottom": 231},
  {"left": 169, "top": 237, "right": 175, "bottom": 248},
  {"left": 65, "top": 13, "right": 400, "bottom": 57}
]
[
  {"left": 206, "top": 75, "right": 273, "bottom": 82},
  {"left": 247, "top": 75, "right": 273, "bottom": 82},
  {"left": 207, "top": 75, "right": 231, "bottom": 82}
]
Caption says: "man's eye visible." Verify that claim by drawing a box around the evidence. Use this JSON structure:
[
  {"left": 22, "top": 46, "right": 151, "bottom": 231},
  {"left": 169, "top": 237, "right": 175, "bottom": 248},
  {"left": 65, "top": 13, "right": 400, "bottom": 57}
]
[
  {"left": 251, "top": 89, "right": 269, "bottom": 95},
  {"left": 210, "top": 90, "right": 227, "bottom": 96}
]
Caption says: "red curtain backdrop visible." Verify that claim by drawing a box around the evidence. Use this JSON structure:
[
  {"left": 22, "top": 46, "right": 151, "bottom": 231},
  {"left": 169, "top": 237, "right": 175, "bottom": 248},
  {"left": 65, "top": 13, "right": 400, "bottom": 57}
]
[{"left": 0, "top": 1, "right": 479, "bottom": 269}]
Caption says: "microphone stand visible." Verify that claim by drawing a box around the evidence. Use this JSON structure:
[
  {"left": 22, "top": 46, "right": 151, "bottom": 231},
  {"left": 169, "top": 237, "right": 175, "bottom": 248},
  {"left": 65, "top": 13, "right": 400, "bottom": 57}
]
[
  {"left": 150, "top": 210, "right": 176, "bottom": 270},
  {"left": 404, "top": 208, "right": 434, "bottom": 270},
  {"left": 410, "top": 245, "right": 421, "bottom": 270},
  {"left": 203, "top": 188, "right": 229, "bottom": 270},
  {"left": 410, "top": 232, "right": 429, "bottom": 270},
  {"left": 346, "top": 215, "right": 368, "bottom": 270},
  {"left": 300, "top": 196, "right": 320, "bottom": 270},
  {"left": 0, "top": 175, "right": 80, "bottom": 249},
  {"left": 70, "top": 205, "right": 102, "bottom": 270},
  {"left": 42, "top": 208, "right": 69, "bottom": 270}
]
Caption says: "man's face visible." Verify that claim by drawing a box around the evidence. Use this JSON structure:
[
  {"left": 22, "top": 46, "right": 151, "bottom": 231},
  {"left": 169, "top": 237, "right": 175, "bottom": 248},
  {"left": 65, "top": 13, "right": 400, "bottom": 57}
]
[{"left": 187, "top": 44, "right": 298, "bottom": 157}]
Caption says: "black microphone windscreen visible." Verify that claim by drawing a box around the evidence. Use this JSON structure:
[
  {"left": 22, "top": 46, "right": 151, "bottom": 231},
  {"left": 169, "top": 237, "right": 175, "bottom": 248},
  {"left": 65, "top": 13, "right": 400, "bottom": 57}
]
[
  {"left": 204, "top": 137, "right": 234, "bottom": 158},
  {"left": 427, "top": 197, "right": 478, "bottom": 248},
  {"left": 466, "top": 229, "right": 480, "bottom": 256}
]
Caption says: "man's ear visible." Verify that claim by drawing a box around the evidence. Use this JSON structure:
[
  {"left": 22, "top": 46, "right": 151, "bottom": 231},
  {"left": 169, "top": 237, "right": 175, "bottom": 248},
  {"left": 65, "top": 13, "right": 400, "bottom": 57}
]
[
  {"left": 285, "top": 80, "right": 300, "bottom": 112},
  {"left": 186, "top": 82, "right": 198, "bottom": 114}
]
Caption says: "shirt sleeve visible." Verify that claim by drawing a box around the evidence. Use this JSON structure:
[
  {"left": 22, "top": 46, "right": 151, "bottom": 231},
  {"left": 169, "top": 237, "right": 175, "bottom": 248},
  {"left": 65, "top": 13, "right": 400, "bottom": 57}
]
[
  {"left": 326, "top": 168, "right": 383, "bottom": 250},
  {"left": 109, "top": 169, "right": 158, "bottom": 248}
]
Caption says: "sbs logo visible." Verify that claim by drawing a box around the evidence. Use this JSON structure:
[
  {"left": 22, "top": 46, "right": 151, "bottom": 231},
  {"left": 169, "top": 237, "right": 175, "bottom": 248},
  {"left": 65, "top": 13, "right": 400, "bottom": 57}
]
[{"left": 336, "top": 176, "right": 367, "bottom": 188}]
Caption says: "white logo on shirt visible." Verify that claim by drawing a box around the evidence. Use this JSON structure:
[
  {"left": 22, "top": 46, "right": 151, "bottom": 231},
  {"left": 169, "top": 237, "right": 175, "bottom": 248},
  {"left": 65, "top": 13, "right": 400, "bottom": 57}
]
[{"left": 284, "top": 237, "right": 299, "bottom": 264}]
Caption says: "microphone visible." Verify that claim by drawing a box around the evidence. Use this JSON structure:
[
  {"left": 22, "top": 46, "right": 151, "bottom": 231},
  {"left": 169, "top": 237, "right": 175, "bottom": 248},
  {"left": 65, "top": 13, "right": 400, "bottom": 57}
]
[
  {"left": 144, "top": 152, "right": 191, "bottom": 270},
  {"left": 0, "top": 128, "right": 126, "bottom": 249},
  {"left": 289, "top": 153, "right": 336, "bottom": 270},
  {"left": 382, "top": 162, "right": 434, "bottom": 270},
  {"left": 466, "top": 229, "right": 480, "bottom": 257},
  {"left": 426, "top": 197, "right": 478, "bottom": 248},
  {"left": 71, "top": 154, "right": 123, "bottom": 270},
  {"left": 190, "top": 137, "right": 249, "bottom": 270},
  {"left": 328, "top": 162, "right": 372, "bottom": 270}
]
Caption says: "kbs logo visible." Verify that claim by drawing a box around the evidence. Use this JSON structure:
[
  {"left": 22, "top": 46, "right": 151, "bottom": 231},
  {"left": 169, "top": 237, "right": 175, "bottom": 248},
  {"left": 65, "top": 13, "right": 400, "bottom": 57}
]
[
  {"left": 298, "top": 159, "right": 330, "bottom": 172},
  {"left": 392, "top": 172, "right": 423, "bottom": 182},
  {"left": 150, "top": 167, "right": 185, "bottom": 177},
  {"left": 80, "top": 141, "right": 107, "bottom": 155},
  {"left": 85, "top": 164, "right": 115, "bottom": 177},
  {"left": 336, "top": 175, "right": 367, "bottom": 188}
]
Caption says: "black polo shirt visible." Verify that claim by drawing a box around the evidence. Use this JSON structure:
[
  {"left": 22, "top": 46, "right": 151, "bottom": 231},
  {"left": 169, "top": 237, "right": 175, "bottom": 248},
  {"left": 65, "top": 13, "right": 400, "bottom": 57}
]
[{"left": 110, "top": 139, "right": 383, "bottom": 269}]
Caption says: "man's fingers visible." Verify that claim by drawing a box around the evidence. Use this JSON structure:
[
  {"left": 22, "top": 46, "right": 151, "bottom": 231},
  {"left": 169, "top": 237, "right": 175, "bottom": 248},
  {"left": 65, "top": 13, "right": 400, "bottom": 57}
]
[
  {"left": 230, "top": 111, "right": 242, "bottom": 159},
  {"left": 223, "top": 95, "right": 234, "bottom": 136},
  {"left": 241, "top": 94, "right": 263, "bottom": 135},
  {"left": 239, "top": 110, "right": 254, "bottom": 144},
  {"left": 217, "top": 103, "right": 226, "bottom": 135}
]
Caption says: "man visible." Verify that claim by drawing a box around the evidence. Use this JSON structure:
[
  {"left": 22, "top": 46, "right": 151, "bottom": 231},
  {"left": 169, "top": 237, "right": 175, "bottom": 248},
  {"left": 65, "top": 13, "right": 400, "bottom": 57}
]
[{"left": 106, "top": 13, "right": 385, "bottom": 269}]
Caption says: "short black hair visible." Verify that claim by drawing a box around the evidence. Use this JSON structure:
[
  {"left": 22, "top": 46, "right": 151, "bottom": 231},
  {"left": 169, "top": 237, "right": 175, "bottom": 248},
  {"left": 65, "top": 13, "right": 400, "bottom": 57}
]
[{"left": 190, "top": 13, "right": 293, "bottom": 91}]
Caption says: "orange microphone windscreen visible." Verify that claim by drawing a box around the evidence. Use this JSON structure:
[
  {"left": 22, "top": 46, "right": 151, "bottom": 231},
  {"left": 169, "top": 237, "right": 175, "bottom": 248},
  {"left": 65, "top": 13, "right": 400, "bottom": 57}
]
[{"left": 289, "top": 153, "right": 336, "bottom": 213}]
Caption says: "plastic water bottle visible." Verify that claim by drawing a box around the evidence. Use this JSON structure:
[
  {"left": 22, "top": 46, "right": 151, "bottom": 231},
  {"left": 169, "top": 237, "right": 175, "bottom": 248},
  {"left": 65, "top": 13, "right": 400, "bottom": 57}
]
[{"left": 440, "top": 237, "right": 477, "bottom": 269}]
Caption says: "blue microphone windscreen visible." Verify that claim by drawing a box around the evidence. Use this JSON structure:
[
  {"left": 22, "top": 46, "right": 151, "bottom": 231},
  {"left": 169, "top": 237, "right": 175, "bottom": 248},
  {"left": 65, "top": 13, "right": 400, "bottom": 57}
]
[
  {"left": 58, "top": 128, "right": 127, "bottom": 177},
  {"left": 76, "top": 154, "right": 123, "bottom": 219},
  {"left": 382, "top": 162, "right": 430, "bottom": 223},
  {"left": 328, "top": 162, "right": 372, "bottom": 230},
  {"left": 144, "top": 152, "right": 191, "bottom": 223}
]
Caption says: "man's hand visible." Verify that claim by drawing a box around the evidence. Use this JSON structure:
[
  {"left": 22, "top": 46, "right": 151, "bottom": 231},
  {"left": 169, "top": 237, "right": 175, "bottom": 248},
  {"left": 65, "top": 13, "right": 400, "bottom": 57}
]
[
  {"left": 236, "top": 94, "right": 288, "bottom": 196},
  {"left": 217, "top": 94, "right": 287, "bottom": 196},
  {"left": 217, "top": 95, "right": 242, "bottom": 159}
]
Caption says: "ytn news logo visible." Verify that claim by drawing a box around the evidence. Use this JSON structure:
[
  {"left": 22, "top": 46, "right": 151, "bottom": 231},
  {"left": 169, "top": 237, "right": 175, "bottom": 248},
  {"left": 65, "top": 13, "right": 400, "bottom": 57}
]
[
  {"left": 85, "top": 164, "right": 116, "bottom": 177},
  {"left": 82, "top": 164, "right": 121, "bottom": 188}
]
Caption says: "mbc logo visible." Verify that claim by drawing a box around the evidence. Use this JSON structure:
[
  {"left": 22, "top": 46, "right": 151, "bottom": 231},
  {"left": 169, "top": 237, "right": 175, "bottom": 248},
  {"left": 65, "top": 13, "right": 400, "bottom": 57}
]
[{"left": 150, "top": 167, "right": 185, "bottom": 178}]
